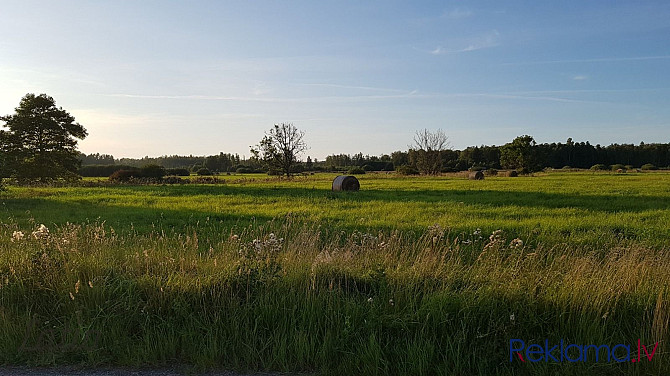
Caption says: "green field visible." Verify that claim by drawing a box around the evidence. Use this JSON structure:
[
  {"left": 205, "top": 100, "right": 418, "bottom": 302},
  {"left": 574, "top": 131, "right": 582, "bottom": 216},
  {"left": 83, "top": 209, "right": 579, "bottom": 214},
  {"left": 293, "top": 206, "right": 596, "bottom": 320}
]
[{"left": 1, "top": 172, "right": 669, "bottom": 375}]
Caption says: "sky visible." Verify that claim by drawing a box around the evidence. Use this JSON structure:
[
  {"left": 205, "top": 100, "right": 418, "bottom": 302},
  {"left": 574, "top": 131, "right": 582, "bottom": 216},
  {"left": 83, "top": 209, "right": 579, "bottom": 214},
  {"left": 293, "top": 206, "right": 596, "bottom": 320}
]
[{"left": 1, "top": 1, "right": 669, "bottom": 160}]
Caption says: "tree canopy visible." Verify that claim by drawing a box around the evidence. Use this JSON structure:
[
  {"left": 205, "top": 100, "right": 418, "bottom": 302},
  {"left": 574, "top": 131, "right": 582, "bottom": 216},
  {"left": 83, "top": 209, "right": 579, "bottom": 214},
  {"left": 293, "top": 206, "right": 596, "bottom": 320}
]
[
  {"left": 0, "top": 93, "right": 87, "bottom": 182},
  {"left": 251, "top": 123, "right": 307, "bottom": 177}
]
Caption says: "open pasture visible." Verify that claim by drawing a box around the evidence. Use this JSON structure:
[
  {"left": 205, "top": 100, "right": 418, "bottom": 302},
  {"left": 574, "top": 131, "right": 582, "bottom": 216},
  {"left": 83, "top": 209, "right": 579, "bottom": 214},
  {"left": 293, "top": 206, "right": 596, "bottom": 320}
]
[
  {"left": 4, "top": 171, "right": 670, "bottom": 247},
  {"left": 0, "top": 171, "right": 669, "bottom": 375}
]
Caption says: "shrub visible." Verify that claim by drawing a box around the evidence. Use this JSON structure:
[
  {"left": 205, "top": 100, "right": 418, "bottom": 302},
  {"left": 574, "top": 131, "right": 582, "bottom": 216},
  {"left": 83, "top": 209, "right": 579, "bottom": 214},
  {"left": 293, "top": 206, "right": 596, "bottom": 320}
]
[
  {"left": 196, "top": 168, "right": 213, "bottom": 176},
  {"left": 625, "top": 165, "right": 634, "bottom": 171},
  {"left": 348, "top": 167, "right": 366, "bottom": 175},
  {"left": 140, "top": 164, "right": 166, "bottom": 179},
  {"left": 590, "top": 164, "right": 608, "bottom": 171},
  {"left": 611, "top": 164, "right": 625, "bottom": 171},
  {"left": 80, "top": 165, "right": 136, "bottom": 177},
  {"left": 236, "top": 167, "right": 253, "bottom": 174},
  {"left": 562, "top": 165, "right": 572, "bottom": 170},
  {"left": 641, "top": 163, "right": 658, "bottom": 170},
  {"left": 396, "top": 165, "right": 419, "bottom": 175},
  {"left": 362, "top": 164, "right": 373, "bottom": 171},
  {"left": 166, "top": 168, "right": 190, "bottom": 176},
  {"left": 485, "top": 169, "right": 498, "bottom": 176},
  {"left": 109, "top": 169, "right": 140, "bottom": 182}
]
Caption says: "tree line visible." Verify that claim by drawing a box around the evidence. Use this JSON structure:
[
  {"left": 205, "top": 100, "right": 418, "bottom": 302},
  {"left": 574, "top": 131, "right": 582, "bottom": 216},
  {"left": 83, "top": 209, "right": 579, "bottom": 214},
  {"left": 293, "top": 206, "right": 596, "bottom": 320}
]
[
  {"left": 2, "top": 93, "right": 669, "bottom": 183},
  {"left": 78, "top": 136, "right": 670, "bottom": 177}
]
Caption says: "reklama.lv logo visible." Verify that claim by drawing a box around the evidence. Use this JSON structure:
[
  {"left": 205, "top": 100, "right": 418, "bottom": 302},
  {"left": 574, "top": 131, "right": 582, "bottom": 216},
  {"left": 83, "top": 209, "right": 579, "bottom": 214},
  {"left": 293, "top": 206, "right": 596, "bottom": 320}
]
[{"left": 510, "top": 339, "right": 659, "bottom": 363}]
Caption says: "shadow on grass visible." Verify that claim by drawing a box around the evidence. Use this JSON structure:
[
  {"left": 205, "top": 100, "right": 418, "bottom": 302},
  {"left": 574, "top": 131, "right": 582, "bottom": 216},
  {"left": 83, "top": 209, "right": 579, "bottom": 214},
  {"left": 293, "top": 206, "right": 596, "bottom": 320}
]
[{"left": 103, "top": 184, "right": 670, "bottom": 213}]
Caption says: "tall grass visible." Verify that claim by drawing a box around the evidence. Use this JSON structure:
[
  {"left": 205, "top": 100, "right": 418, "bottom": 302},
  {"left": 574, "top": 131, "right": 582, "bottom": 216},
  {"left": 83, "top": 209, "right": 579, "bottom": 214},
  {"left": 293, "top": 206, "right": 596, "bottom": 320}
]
[{"left": 0, "top": 219, "right": 667, "bottom": 375}]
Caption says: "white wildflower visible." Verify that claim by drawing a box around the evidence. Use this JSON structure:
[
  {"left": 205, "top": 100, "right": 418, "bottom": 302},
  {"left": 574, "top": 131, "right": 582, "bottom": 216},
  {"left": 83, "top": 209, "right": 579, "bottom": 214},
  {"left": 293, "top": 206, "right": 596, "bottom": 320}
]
[
  {"left": 11, "top": 231, "right": 24, "bottom": 242},
  {"left": 509, "top": 238, "right": 524, "bottom": 248},
  {"left": 31, "top": 224, "right": 49, "bottom": 239}
]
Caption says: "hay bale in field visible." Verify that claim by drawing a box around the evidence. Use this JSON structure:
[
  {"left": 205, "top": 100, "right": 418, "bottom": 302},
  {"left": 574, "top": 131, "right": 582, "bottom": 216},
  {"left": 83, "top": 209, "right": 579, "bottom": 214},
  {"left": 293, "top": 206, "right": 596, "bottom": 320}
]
[
  {"left": 506, "top": 170, "right": 519, "bottom": 177},
  {"left": 616, "top": 168, "right": 625, "bottom": 173},
  {"left": 332, "top": 175, "right": 360, "bottom": 191},
  {"left": 468, "top": 171, "right": 484, "bottom": 180}
]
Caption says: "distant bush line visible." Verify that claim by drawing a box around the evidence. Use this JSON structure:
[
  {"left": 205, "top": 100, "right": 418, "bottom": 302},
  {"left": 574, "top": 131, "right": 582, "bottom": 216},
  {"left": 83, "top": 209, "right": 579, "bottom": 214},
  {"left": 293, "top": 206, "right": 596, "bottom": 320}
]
[{"left": 79, "top": 139, "right": 670, "bottom": 175}]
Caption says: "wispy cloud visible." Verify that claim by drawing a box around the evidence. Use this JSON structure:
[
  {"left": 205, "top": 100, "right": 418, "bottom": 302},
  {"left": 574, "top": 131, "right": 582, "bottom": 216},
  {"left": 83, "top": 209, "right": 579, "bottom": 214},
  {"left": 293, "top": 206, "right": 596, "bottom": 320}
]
[
  {"left": 429, "top": 30, "right": 500, "bottom": 55},
  {"left": 505, "top": 55, "right": 670, "bottom": 65},
  {"left": 441, "top": 8, "right": 474, "bottom": 20},
  {"left": 299, "top": 83, "right": 408, "bottom": 93},
  {"left": 102, "top": 91, "right": 427, "bottom": 104},
  {"left": 572, "top": 75, "right": 589, "bottom": 80}
]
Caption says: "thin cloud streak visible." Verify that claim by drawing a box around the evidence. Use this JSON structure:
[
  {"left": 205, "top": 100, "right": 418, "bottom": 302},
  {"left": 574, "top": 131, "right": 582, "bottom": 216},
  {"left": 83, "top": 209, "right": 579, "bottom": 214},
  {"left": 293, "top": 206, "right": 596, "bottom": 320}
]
[
  {"left": 429, "top": 30, "right": 500, "bottom": 55},
  {"left": 103, "top": 90, "right": 611, "bottom": 105},
  {"left": 505, "top": 55, "right": 670, "bottom": 65}
]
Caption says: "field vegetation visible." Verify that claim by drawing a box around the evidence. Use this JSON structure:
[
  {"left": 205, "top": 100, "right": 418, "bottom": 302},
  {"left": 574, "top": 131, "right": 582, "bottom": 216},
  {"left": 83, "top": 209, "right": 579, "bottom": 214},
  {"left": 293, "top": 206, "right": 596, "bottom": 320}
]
[{"left": 0, "top": 171, "right": 669, "bottom": 375}]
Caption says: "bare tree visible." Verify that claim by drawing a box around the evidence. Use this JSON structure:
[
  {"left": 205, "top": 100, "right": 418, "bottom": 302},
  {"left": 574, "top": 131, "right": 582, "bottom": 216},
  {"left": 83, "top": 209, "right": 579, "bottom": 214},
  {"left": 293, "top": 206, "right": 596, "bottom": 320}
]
[
  {"left": 250, "top": 123, "right": 307, "bottom": 177},
  {"left": 410, "top": 129, "right": 450, "bottom": 174}
]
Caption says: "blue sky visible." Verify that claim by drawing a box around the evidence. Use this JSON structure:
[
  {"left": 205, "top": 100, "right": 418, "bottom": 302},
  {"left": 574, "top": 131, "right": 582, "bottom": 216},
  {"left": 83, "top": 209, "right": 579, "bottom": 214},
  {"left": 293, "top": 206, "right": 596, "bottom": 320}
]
[{"left": 1, "top": 1, "right": 669, "bottom": 159}]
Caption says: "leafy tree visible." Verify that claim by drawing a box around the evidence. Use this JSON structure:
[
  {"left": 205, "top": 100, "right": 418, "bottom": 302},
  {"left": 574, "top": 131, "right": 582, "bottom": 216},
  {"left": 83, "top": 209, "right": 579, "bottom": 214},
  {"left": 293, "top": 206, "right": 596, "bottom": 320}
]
[
  {"left": 250, "top": 123, "right": 307, "bottom": 177},
  {"left": 0, "top": 93, "right": 87, "bottom": 182},
  {"left": 409, "top": 129, "right": 450, "bottom": 175},
  {"left": 499, "top": 135, "right": 541, "bottom": 172}
]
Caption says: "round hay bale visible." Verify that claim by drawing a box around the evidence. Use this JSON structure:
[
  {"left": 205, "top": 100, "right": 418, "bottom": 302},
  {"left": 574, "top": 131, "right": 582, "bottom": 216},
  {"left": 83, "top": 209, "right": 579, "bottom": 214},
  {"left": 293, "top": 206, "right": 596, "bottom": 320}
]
[
  {"left": 468, "top": 171, "right": 484, "bottom": 180},
  {"left": 332, "top": 175, "right": 360, "bottom": 191},
  {"left": 506, "top": 170, "right": 519, "bottom": 177}
]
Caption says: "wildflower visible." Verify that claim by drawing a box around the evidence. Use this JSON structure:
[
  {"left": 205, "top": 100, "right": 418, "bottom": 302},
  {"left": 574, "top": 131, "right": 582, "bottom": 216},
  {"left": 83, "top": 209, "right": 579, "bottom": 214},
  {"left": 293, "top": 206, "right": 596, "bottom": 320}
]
[
  {"left": 367, "top": 297, "right": 374, "bottom": 303},
  {"left": 88, "top": 281, "right": 94, "bottom": 288},
  {"left": 510, "top": 313, "right": 515, "bottom": 322},
  {"left": 509, "top": 238, "right": 524, "bottom": 248},
  {"left": 74, "top": 280, "right": 81, "bottom": 294},
  {"left": 489, "top": 229, "right": 503, "bottom": 242},
  {"left": 31, "top": 224, "right": 49, "bottom": 239},
  {"left": 69, "top": 292, "right": 75, "bottom": 300},
  {"left": 11, "top": 231, "right": 24, "bottom": 242},
  {"left": 389, "top": 299, "right": 395, "bottom": 306}
]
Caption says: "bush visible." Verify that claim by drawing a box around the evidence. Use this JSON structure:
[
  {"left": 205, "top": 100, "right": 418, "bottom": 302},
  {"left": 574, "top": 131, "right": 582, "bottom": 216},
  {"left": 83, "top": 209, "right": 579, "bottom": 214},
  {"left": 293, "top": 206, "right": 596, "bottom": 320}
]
[
  {"left": 641, "top": 163, "right": 658, "bottom": 170},
  {"left": 236, "top": 167, "right": 253, "bottom": 174},
  {"left": 348, "top": 167, "right": 366, "bottom": 175},
  {"left": 140, "top": 164, "right": 166, "bottom": 179},
  {"left": 485, "top": 169, "right": 498, "bottom": 176},
  {"left": 109, "top": 169, "right": 140, "bottom": 182},
  {"left": 396, "top": 165, "right": 419, "bottom": 175},
  {"left": 625, "top": 165, "right": 634, "bottom": 171},
  {"left": 562, "top": 165, "right": 572, "bottom": 170},
  {"left": 80, "top": 165, "right": 136, "bottom": 177},
  {"left": 166, "top": 168, "right": 190, "bottom": 176},
  {"left": 196, "top": 168, "right": 213, "bottom": 176},
  {"left": 590, "top": 164, "right": 608, "bottom": 171},
  {"left": 362, "top": 164, "right": 373, "bottom": 171},
  {"left": 611, "top": 164, "right": 625, "bottom": 171}
]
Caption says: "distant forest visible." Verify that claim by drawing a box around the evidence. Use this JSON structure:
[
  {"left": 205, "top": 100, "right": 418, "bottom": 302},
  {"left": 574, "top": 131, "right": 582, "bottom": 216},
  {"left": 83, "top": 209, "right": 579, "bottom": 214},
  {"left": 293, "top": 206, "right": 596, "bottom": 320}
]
[{"left": 79, "top": 138, "right": 670, "bottom": 176}]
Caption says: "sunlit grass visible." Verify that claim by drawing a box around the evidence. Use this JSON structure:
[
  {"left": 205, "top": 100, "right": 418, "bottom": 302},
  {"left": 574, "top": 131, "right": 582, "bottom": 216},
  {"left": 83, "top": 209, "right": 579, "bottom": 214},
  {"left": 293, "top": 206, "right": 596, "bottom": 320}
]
[{"left": 0, "top": 171, "right": 669, "bottom": 374}]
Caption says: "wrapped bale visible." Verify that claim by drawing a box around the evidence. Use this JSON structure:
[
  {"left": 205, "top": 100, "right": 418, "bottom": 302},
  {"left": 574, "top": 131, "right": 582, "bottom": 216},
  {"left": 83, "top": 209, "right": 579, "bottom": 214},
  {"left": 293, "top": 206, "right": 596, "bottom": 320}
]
[
  {"left": 332, "top": 175, "right": 360, "bottom": 191},
  {"left": 469, "top": 171, "right": 485, "bottom": 180}
]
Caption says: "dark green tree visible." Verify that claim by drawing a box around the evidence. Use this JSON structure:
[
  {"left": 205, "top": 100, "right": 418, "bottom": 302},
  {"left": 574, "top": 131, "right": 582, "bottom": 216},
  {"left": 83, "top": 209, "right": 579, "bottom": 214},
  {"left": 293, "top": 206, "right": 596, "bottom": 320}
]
[
  {"left": 0, "top": 93, "right": 87, "bottom": 182},
  {"left": 499, "top": 135, "right": 541, "bottom": 172},
  {"left": 250, "top": 123, "right": 307, "bottom": 177}
]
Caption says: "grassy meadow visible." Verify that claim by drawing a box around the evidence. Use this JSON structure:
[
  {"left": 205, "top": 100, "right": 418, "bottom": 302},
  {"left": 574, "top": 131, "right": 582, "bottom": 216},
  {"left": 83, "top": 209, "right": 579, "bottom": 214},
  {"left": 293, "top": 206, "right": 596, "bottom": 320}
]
[{"left": 1, "top": 171, "right": 669, "bottom": 375}]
